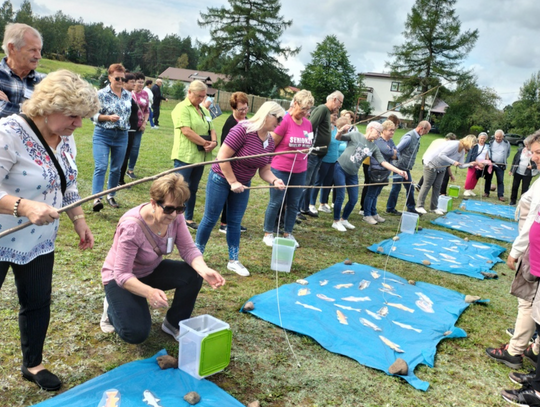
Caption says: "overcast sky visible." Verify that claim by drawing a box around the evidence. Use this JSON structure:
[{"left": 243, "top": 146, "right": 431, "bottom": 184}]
[{"left": 27, "top": 0, "right": 540, "bottom": 107}]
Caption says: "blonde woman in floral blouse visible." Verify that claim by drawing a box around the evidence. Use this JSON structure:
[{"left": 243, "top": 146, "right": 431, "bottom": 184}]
[{"left": 0, "top": 70, "right": 98, "bottom": 391}]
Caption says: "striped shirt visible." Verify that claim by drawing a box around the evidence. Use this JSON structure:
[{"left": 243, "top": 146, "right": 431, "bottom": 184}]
[
  {"left": 0, "top": 57, "right": 46, "bottom": 118},
  {"left": 212, "top": 122, "right": 275, "bottom": 184}
]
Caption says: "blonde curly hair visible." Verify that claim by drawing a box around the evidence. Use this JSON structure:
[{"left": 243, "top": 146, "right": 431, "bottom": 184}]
[{"left": 22, "top": 69, "right": 100, "bottom": 119}]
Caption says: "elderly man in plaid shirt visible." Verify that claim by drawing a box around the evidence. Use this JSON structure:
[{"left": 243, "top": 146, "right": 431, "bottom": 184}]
[{"left": 0, "top": 23, "right": 45, "bottom": 118}]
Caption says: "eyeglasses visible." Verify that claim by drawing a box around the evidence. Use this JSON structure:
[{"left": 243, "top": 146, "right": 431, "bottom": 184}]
[
  {"left": 271, "top": 114, "right": 283, "bottom": 124},
  {"left": 236, "top": 107, "right": 249, "bottom": 113},
  {"left": 113, "top": 77, "right": 127, "bottom": 82},
  {"left": 157, "top": 202, "right": 186, "bottom": 215},
  {"left": 336, "top": 98, "right": 343, "bottom": 105}
]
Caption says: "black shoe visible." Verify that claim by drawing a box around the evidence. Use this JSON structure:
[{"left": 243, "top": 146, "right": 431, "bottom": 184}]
[
  {"left": 525, "top": 345, "right": 539, "bottom": 367},
  {"left": 127, "top": 171, "right": 137, "bottom": 180},
  {"left": 186, "top": 221, "right": 198, "bottom": 230},
  {"left": 241, "top": 225, "right": 247, "bottom": 233},
  {"left": 385, "top": 209, "right": 402, "bottom": 215},
  {"left": 407, "top": 208, "right": 422, "bottom": 215},
  {"left": 295, "top": 218, "right": 302, "bottom": 225},
  {"left": 297, "top": 213, "right": 307, "bottom": 220},
  {"left": 414, "top": 184, "right": 421, "bottom": 192},
  {"left": 304, "top": 210, "right": 318, "bottom": 218},
  {"left": 107, "top": 196, "right": 120, "bottom": 209},
  {"left": 510, "top": 370, "right": 537, "bottom": 385},
  {"left": 21, "top": 366, "right": 61, "bottom": 391},
  {"left": 93, "top": 198, "right": 103, "bottom": 212},
  {"left": 501, "top": 385, "right": 540, "bottom": 406},
  {"left": 510, "top": 200, "right": 517, "bottom": 206},
  {"left": 486, "top": 344, "right": 523, "bottom": 369}
]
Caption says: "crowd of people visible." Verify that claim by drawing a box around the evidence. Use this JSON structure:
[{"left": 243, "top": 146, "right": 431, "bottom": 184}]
[{"left": 2, "top": 23, "right": 540, "bottom": 406}]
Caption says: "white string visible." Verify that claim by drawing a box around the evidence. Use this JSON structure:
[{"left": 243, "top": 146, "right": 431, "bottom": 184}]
[{"left": 273, "top": 152, "right": 302, "bottom": 368}]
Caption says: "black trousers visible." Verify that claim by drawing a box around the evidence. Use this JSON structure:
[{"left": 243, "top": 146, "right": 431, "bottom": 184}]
[
  {"left": 0, "top": 252, "right": 55, "bottom": 368},
  {"left": 153, "top": 104, "right": 161, "bottom": 126},
  {"left": 510, "top": 173, "right": 532, "bottom": 203},
  {"left": 360, "top": 163, "right": 371, "bottom": 210},
  {"left": 104, "top": 259, "right": 203, "bottom": 344}
]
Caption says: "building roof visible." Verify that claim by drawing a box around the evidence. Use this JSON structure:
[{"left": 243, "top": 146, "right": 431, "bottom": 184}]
[
  {"left": 158, "top": 67, "right": 228, "bottom": 84},
  {"left": 363, "top": 72, "right": 393, "bottom": 79},
  {"left": 430, "top": 99, "right": 449, "bottom": 114}
]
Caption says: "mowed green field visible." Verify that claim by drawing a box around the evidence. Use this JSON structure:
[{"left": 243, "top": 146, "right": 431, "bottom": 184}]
[{"left": 0, "top": 59, "right": 530, "bottom": 407}]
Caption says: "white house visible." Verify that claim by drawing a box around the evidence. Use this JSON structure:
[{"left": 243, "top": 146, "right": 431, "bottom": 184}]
[{"left": 362, "top": 72, "right": 443, "bottom": 125}]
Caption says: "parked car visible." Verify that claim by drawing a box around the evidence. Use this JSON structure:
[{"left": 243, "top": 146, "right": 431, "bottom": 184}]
[
  {"left": 429, "top": 124, "right": 440, "bottom": 134},
  {"left": 505, "top": 133, "right": 526, "bottom": 146}
]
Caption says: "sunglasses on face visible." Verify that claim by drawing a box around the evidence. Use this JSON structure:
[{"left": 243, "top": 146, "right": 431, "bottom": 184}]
[
  {"left": 113, "top": 77, "right": 127, "bottom": 82},
  {"left": 271, "top": 114, "right": 283, "bottom": 124},
  {"left": 157, "top": 201, "right": 186, "bottom": 215}
]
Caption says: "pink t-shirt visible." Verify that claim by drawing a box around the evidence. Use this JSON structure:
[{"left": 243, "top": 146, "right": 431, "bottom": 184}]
[
  {"left": 101, "top": 204, "right": 202, "bottom": 287},
  {"left": 271, "top": 114, "right": 313, "bottom": 173},
  {"left": 530, "top": 210, "right": 540, "bottom": 277}
]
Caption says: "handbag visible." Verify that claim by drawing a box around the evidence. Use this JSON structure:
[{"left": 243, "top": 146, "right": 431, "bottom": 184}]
[
  {"left": 369, "top": 168, "right": 390, "bottom": 185},
  {"left": 510, "top": 245, "right": 539, "bottom": 301},
  {"left": 197, "top": 133, "right": 212, "bottom": 151}
]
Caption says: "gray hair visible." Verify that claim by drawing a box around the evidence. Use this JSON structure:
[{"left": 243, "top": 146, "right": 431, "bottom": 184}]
[
  {"left": 478, "top": 132, "right": 488, "bottom": 139},
  {"left": 244, "top": 101, "right": 285, "bottom": 133},
  {"left": 2, "top": 23, "right": 42, "bottom": 56},
  {"left": 525, "top": 133, "right": 540, "bottom": 148},
  {"left": 366, "top": 121, "right": 383, "bottom": 132},
  {"left": 495, "top": 129, "right": 505, "bottom": 137},
  {"left": 326, "top": 91, "right": 344, "bottom": 102}
]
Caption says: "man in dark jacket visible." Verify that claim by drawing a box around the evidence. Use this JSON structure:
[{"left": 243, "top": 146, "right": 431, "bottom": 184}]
[
  {"left": 385, "top": 121, "right": 431, "bottom": 215},
  {"left": 151, "top": 78, "right": 167, "bottom": 128}
]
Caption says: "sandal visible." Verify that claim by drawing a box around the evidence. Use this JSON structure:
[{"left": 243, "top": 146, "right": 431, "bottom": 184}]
[{"left": 107, "top": 196, "right": 120, "bottom": 208}]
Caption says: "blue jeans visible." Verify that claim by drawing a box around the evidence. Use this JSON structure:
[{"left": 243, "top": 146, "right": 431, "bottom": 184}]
[
  {"left": 92, "top": 127, "right": 128, "bottom": 197},
  {"left": 174, "top": 159, "right": 205, "bottom": 222},
  {"left": 310, "top": 161, "right": 335, "bottom": 205},
  {"left": 386, "top": 170, "right": 415, "bottom": 211},
  {"left": 128, "top": 131, "right": 143, "bottom": 171},
  {"left": 148, "top": 107, "right": 155, "bottom": 127},
  {"left": 195, "top": 170, "right": 251, "bottom": 260},
  {"left": 264, "top": 168, "right": 306, "bottom": 234},
  {"left": 300, "top": 154, "right": 324, "bottom": 211},
  {"left": 104, "top": 259, "right": 202, "bottom": 344},
  {"left": 364, "top": 184, "right": 384, "bottom": 217},
  {"left": 333, "top": 162, "right": 358, "bottom": 221}
]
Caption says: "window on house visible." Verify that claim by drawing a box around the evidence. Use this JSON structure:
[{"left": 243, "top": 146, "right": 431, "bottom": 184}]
[
  {"left": 387, "top": 101, "right": 401, "bottom": 112},
  {"left": 390, "top": 82, "right": 402, "bottom": 92}
]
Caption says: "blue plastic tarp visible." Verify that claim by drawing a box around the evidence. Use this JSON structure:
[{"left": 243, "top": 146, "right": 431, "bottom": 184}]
[
  {"left": 460, "top": 199, "right": 516, "bottom": 220},
  {"left": 432, "top": 211, "right": 518, "bottom": 242},
  {"left": 32, "top": 350, "right": 243, "bottom": 407},
  {"left": 367, "top": 228, "right": 505, "bottom": 279},
  {"left": 244, "top": 262, "right": 476, "bottom": 391}
]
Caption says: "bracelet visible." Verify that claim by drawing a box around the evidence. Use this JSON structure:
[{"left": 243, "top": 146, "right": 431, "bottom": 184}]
[
  {"left": 271, "top": 179, "right": 278, "bottom": 186},
  {"left": 72, "top": 214, "right": 85, "bottom": 223},
  {"left": 13, "top": 197, "right": 22, "bottom": 217}
]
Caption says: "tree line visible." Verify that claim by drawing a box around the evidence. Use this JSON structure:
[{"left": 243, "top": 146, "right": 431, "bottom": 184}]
[{"left": 0, "top": 0, "right": 199, "bottom": 76}]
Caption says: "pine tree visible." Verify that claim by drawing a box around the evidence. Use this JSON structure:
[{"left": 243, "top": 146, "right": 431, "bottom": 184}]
[
  {"left": 299, "top": 35, "right": 362, "bottom": 110},
  {"left": 387, "top": 0, "right": 478, "bottom": 121},
  {"left": 198, "top": 0, "right": 299, "bottom": 96}
]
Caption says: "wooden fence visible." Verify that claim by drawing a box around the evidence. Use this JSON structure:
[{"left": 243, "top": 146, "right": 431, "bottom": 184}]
[{"left": 212, "top": 90, "right": 291, "bottom": 114}]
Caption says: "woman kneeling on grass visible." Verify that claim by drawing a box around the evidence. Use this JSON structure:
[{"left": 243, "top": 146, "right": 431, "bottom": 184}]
[
  {"left": 100, "top": 173, "right": 225, "bottom": 342},
  {"left": 195, "top": 101, "right": 286, "bottom": 277},
  {"left": 332, "top": 119, "right": 407, "bottom": 231}
]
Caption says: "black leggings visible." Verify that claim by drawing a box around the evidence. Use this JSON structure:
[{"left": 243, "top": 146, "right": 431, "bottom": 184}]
[{"left": 0, "top": 252, "right": 55, "bottom": 368}]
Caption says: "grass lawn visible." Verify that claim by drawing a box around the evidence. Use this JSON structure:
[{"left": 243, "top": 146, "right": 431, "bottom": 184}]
[{"left": 0, "top": 95, "right": 529, "bottom": 405}]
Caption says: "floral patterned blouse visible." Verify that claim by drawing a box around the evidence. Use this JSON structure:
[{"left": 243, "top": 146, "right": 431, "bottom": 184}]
[
  {"left": 92, "top": 84, "right": 132, "bottom": 131},
  {"left": 0, "top": 115, "right": 81, "bottom": 264}
]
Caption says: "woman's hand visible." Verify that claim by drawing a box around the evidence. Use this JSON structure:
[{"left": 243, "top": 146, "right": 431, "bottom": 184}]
[
  {"left": 399, "top": 170, "right": 408, "bottom": 180},
  {"left": 73, "top": 220, "right": 94, "bottom": 250},
  {"left": 507, "top": 255, "right": 517, "bottom": 271},
  {"left": 147, "top": 288, "right": 169, "bottom": 309},
  {"left": 230, "top": 181, "right": 245, "bottom": 193},
  {"left": 199, "top": 268, "right": 226, "bottom": 289},
  {"left": 273, "top": 178, "right": 286, "bottom": 190},
  {"left": 204, "top": 140, "right": 217, "bottom": 152},
  {"left": 109, "top": 114, "right": 120, "bottom": 122},
  {"left": 19, "top": 200, "right": 59, "bottom": 226}
]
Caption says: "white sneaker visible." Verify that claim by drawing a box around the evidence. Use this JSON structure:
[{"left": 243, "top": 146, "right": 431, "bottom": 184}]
[
  {"left": 363, "top": 216, "right": 378, "bottom": 225},
  {"left": 415, "top": 207, "right": 427, "bottom": 214},
  {"left": 358, "top": 210, "right": 364, "bottom": 216},
  {"left": 331, "top": 203, "right": 334, "bottom": 208},
  {"left": 464, "top": 190, "right": 476, "bottom": 197},
  {"left": 373, "top": 214, "right": 386, "bottom": 223},
  {"left": 100, "top": 297, "right": 115, "bottom": 334},
  {"left": 227, "top": 260, "right": 250, "bottom": 277},
  {"left": 284, "top": 234, "right": 300, "bottom": 248},
  {"left": 263, "top": 233, "right": 274, "bottom": 247},
  {"left": 318, "top": 204, "right": 332, "bottom": 213},
  {"left": 161, "top": 317, "right": 180, "bottom": 341},
  {"left": 432, "top": 209, "right": 445, "bottom": 215},
  {"left": 332, "top": 221, "right": 347, "bottom": 232},
  {"left": 340, "top": 219, "right": 356, "bottom": 230},
  {"left": 309, "top": 204, "right": 318, "bottom": 214}
]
